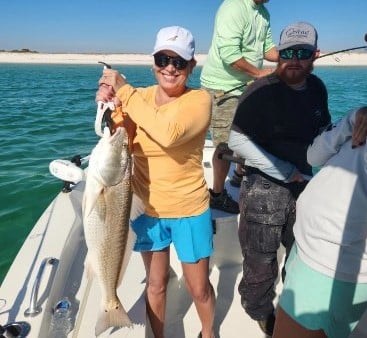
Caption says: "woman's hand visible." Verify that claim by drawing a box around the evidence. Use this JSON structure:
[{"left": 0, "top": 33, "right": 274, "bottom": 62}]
[
  {"left": 96, "top": 83, "right": 116, "bottom": 104},
  {"left": 96, "top": 69, "right": 127, "bottom": 106},
  {"left": 99, "top": 69, "right": 127, "bottom": 94}
]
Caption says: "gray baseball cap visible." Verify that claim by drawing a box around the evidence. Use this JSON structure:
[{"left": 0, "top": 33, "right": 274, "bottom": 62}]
[{"left": 278, "top": 22, "right": 318, "bottom": 51}]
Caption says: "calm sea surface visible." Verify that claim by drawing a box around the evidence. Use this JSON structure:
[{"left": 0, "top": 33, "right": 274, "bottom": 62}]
[{"left": 0, "top": 64, "right": 366, "bottom": 284}]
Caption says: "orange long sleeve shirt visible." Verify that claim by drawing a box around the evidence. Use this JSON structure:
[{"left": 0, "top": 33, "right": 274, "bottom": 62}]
[{"left": 115, "top": 84, "right": 211, "bottom": 218}]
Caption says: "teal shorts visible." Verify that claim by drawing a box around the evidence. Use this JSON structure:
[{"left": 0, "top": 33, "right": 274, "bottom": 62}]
[
  {"left": 131, "top": 209, "right": 213, "bottom": 263},
  {"left": 279, "top": 244, "right": 367, "bottom": 338}
]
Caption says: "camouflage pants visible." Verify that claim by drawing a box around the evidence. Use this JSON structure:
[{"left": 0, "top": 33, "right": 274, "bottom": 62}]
[
  {"left": 237, "top": 173, "right": 306, "bottom": 320},
  {"left": 204, "top": 88, "right": 240, "bottom": 147}
]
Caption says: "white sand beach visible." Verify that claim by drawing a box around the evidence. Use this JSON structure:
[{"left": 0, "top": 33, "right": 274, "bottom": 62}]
[
  {"left": 0, "top": 52, "right": 367, "bottom": 66},
  {"left": 0, "top": 52, "right": 207, "bottom": 66}
]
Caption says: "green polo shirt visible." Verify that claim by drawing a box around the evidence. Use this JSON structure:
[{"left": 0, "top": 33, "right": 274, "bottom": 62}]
[{"left": 200, "top": 0, "right": 275, "bottom": 95}]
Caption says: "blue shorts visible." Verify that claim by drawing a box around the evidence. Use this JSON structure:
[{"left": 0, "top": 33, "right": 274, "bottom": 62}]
[
  {"left": 279, "top": 244, "right": 367, "bottom": 338},
  {"left": 131, "top": 208, "right": 213, "bottom": 263}
]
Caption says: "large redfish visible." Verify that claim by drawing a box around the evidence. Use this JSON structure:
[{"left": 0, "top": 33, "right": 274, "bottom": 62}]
[{"left": 82, "top": 126, "right": 134, "bottom": 336}]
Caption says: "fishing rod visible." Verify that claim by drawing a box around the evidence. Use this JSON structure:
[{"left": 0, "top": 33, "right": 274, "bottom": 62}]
[
  {"left": 318, "top": 33, "right": 367, "bottom": 59},
  {"left": 317, "top": 45, "right": 367, "bottom": 59},
  {"left": 214, "top": 33, "right": 367, "bottom": 99},
  {"left": 213, "top": 82, "right": 251, "bottom": 99}
]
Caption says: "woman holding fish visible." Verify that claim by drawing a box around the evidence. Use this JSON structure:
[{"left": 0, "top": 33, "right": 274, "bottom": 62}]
[{"left": 96, "top": 26, "right": 215, "bottom": 338}]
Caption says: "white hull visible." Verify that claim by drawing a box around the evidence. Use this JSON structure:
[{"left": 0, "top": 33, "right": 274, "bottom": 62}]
[{"left": 1, "top": 141, "right": 364, "bottom": 337}]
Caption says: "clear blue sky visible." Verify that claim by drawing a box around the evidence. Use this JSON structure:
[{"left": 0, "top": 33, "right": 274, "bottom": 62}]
[{"left": 1, "top": 0, "right": 366, "bottom": 54}]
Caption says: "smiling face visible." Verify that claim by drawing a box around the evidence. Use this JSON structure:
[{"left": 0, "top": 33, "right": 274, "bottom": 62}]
[{"left": 153, "top": 50, "right": 196, "bottom": 100}]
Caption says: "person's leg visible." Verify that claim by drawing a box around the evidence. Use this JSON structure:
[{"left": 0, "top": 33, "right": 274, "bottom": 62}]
[
  {"left": 206, "top": 90, "right": 240, "bottom": 213},
  {"left": 229, "top": 163, "right": 245, "bottom": 187},
  {"left": 281, "top": 197, "right": 296, "bottom": 281},
  {"left": 212, "top": 144, "right": 231, "bottom": 193},
  {"left": 209, "top": 142, "right": 239, "bottom": 214},
  {"left": 210, "top": 93, "right": 244, "bottom": 191},
  {"left": 171, "top": 209, "right": 215, "bottom": 337},
  {"left": 274, "top": 245, "right": 355, "bottom": 337},
  {"left": 277, "top": 244, "right": 365, "bottom": 338},
  {"left": 238, "top": 175, "right": 292, "bottom": 335},
  {"left": 182, "top": 258, "right": 215, "bottom": 338},
  {"left": 273, "top": 306, "right": 327, "bottom": 338},
  {"left": 237, "top": 225, "right": 279, "bottom": 333},
  {"left": 141, "top": 249, "right": 170, "bottom": 338}
]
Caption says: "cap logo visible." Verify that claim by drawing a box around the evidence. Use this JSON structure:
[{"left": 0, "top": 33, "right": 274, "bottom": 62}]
[
  {"left": 286, "top": 28, "right": 310, "bottom": 39},
  {"left": 167, "top": 35, "right": 179, "bottom": 41}
]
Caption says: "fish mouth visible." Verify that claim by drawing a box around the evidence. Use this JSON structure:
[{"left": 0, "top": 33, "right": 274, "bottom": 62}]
[{"left": 102, "top": 107, "right": 114, "bottom": 134}]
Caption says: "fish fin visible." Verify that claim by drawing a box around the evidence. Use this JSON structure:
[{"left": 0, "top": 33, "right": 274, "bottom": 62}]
[
  {"left": 130, "top": 193, "right": 146, "bottom": 222},
  {"left": 82, "top": 181, "right": 104, "bottom": 218},
  {"left": 117, "top": 226, "right": 136, "bottom": 286},
  {"left": 95, "top": 301, "right": 133, "bottom": 336},
  {"left": 84, "top": 255, "right": 95, "bottom": 280}
]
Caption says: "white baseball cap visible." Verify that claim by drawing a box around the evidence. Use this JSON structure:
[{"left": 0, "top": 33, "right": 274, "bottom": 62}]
[{"left": 152, "top": 26, "right": 195, "bottom": 61}]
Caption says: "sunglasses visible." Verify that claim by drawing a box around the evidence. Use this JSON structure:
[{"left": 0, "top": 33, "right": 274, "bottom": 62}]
[
  {"left": 154, "top": 53, "right": 189, "bottom": 70},
  {"left": 279, "top": 48, "right": 314, "bottom": 60}
]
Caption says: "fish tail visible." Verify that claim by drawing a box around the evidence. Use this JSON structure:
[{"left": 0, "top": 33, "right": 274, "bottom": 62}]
[{"left": 95, "top": 301, "right": 133, "bottom": 336}]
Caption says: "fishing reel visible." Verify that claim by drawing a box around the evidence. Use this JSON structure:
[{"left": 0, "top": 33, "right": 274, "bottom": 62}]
[{"left": 49, "top": 155, "right": 86, "bottom": 193}]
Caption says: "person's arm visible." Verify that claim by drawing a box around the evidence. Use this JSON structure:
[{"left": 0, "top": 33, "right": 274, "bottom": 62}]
[
  {"left": 230, "top": 20, "right": 277, "bottom": 77},
  {"left": 228, "top": 128, "right": 299, "bottom": 182},
  {"left": 308, "top": 107, "right": 367, "bottom": 166},
  {"left": 263, "top": 21, "right": 278, "bottom": 63},
  {"left": 230, "top": 30, "right": 277, "bottom": 78},
  {"left": 264, "top": 46, "right": 279, "bottom": 62},
  {"left": 96, "top": 69, "right": 211, "bottom": 148},
  {"left": 231, "top": 58, "right": 274, "bottom": 78},
  {"left": 352, "top": 106, "right": 367, "bottom": 147}
]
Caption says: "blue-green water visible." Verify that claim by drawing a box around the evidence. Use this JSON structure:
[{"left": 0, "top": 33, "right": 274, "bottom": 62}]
[{"left": 0, "top": 64, "right": 366, "bottom": 284}]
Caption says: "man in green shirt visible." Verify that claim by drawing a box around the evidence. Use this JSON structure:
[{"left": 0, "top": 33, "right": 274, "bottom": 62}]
[{"left": 201, "top": 0, "right": 278, "bottom": 214}]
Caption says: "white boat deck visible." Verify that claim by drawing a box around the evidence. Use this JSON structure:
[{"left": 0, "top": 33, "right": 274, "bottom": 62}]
[
  {"left": 1, "top": 141, "right": 366, "bottom": 337},
  {"left": 0, "top": 142, "right": 283, "bottom": 338}
]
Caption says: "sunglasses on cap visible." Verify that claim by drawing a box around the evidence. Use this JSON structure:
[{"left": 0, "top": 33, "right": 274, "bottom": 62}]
[
  {"left": 154, "top": 53, "right": 189, "bottom": 70},
  {"left": 279, "top": 48, "right": 314, "bottom": 60}
]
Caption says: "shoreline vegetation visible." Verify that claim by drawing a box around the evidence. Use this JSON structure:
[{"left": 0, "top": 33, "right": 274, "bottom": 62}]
[{"left": 0, "top": 51, "right": 367, "bottom": 66}]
